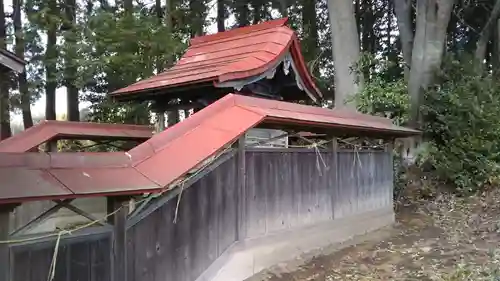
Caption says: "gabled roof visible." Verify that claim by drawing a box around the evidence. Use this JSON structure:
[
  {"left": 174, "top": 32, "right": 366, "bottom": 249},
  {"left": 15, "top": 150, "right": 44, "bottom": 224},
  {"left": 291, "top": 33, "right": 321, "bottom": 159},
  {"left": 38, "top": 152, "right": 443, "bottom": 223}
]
[
  {"left": 0, "top": 94, "right": 419, "bottom": 204},
  {"left": 0, "top": 49, "right": 25, "bottom": 73},
  {"left": 0, "top": 121, "right": 153, "bottom": 152},
  {"left": 110, "top": 18, "right": 322, "bottom": 102}
]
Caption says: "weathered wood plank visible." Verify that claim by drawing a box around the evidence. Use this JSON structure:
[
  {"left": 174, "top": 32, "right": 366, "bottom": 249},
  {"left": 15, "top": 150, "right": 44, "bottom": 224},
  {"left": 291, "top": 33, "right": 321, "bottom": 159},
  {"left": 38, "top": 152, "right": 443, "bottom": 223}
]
[
  {"left": 0, "top": 205, "right": 14, "bottom": 281},
  {"left": 109, "top": 197, "right": 129, "bottom": 281},
  {"left": 9, "top": 148, "right": 394, "bottom": 281},
  {"left": 237, "top": 137, "right": 246, "bottom": 240}
]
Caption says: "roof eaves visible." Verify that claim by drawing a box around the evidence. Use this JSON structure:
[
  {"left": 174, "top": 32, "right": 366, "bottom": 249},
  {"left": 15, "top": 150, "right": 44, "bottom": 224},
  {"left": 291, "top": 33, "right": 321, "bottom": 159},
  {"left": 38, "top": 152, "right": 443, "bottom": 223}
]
[
  {"left": 0, "top": 49, "right": 25, "bottom": 73},
  {"left": 289, "top": 36, "right": 323, "bottom": 100}
]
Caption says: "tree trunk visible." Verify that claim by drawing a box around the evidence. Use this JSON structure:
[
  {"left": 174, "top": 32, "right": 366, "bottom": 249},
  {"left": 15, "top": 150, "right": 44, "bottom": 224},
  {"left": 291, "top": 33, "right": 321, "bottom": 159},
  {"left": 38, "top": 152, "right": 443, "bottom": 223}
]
[
  {"left": 14, "top": 0, "right": 33, "bottom": 129},
  {"left": 302, "top": 0, "right": 319, "bottom": 65},
  {"left": 164, "top": 0, "right": 173, "bottom": 69},
  {"left": 236, "top": 2, "right": 249, "bottom": 27},
  {"left": 155, "top": 0, "right": 164, "bottom": 72},
  {"left": 393, "top": 0, "right": 414, "bottom": 80},
  {"left": 494, "top": 18, "right": 500, "bottom": 72},
  {"left": 328, "top": 0, "right": 361, "bottom": 109},
  {"left": 124, "top": 0, "right": 133, "bottom": 14},
  {"left": 189, "top": 0, "right": 205, "bottom": 37},
  {"left": 45, "top": 0, "right": 58, "bottom": 121},
  {"left": 408, "top": 0, "right": 454, "bottom": 128},
  {"left": 164, "top": 0, "right": 179, "bottom": 126},
  {"left": 252, "top": 0, "right": 269, "bottom": 25},
  {"left": 386, "top": 0, "right": 393, "bottom": 56},
  {"left": 279, "top": 0, "right": 288, "bottom": 17},
  {"left": 0, "top": 0, "right": 11, "bottom": 139},
  {"left": 165, "top": 0, "right": 172, "bottom": 32},
  {"left": 64, "top": 0, "right": 79, "bottom": 121},
  {"left": 475, "top": 0, "right": 500, "bottom": 66},
  {"left": 360, "top": 0, "right": 376, "bottom": 81},
  {"left": 217, "top": 0, "right": 225, "bottom": 32},
  {"left": 99, "top": 0, "right": 109, "bottom": 10},
  {"left": 167, "top": 110, "right": 179, "bottom": 126}
]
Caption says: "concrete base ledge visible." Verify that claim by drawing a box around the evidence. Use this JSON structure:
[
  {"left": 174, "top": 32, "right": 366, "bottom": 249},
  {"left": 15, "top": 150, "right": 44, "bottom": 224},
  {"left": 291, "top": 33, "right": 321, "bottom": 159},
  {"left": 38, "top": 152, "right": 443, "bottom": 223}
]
[{"left": 196, "top": 208, "right": 395, "bottom": 281}]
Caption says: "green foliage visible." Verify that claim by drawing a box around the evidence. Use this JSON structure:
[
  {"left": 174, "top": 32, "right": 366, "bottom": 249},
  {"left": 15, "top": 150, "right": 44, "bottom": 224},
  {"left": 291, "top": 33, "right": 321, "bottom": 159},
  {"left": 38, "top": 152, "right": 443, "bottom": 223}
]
[
  {"left": 421, "top": 57, "right": 500, "bottom": 193},
  {"left": 77, "top": 4, "right": 185, "bottom": 124},
  {"left": 355, "top": 77, "right": 409, "bottom": 126},
  {"left": 353, "top": 54, "right": 409, "bottom": 126},
  {"left": 355, "top": 54, "right": 500, "bottom": 194}
]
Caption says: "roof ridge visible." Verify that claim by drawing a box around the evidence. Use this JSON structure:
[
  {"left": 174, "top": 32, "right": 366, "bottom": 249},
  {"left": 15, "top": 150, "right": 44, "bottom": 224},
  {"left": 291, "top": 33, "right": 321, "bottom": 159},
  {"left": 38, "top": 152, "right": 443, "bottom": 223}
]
[
  {"left": 128, "top": 94, "right": 239, "bottom": 165},
  {"left": 183, "top": 40, "right": 285, "bottom": 61},
  {"left": 190, "top": 18, "right": 288, "bottom": 46},
  {"left": 188, "top": 26, "right": 293, "bottom": 50}
]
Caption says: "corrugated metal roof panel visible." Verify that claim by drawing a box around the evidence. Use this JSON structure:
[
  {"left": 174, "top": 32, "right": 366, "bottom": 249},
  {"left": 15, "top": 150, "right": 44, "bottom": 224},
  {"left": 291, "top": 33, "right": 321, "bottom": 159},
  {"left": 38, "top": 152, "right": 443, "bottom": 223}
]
[
  {"left": 0, "top": 121, "right": 153, "bottom": 152},
  {"left": 0, "top": 168, "right": 73, "bottom": 202},
  {"left": 49, "top": 168, "right": 160, "bottom": 195}
]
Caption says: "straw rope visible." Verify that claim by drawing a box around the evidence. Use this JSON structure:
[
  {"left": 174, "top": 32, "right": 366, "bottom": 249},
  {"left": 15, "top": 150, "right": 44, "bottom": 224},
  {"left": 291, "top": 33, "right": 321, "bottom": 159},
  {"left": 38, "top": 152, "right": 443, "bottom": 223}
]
[{"left": 0, "top": 135, "right": 390, "bottom": 280}]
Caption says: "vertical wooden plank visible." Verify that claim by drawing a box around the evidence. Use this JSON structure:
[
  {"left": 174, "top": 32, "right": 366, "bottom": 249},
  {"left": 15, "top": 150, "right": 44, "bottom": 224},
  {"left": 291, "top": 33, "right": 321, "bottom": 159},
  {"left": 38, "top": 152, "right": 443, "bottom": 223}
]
[
  {"left": 386, "top": 140, "right": 395, "bottom": 208},
  {"left": 236, "top": 136, "right": 246, "bottom": 240},
  {"left": 189, "top": 174, "right": 207, "bottom": 279},
  {"left": 11, "top": 249, "right": 30, "bottom": 281},
  {"left": 204, "top": 171, "right": 218, "bottom": 263},
  {"left": 108, "top": 197, "right": 129, "bottom": 281},
  {"left": 29, "top": 247, "right": 52, "bottom": 281},
  {"left": 319, "top": 151, "right": 332, "bottom": 220},
  {"left": 331, "top": 139, "right": 338, "bottom": 219},
  {"left": 281, "top": 152, "right": 293, "bottom": 229},
  {"left": 244, "top": 151, "right": 258, "bottom": 238},
  {"left": 265, "top": 153, "right": 276, "bottom": 233},
  {"left": 92, "top": 237, "right": 111, "bottom": 281},
  {"left": 0, "top": 204, "right": 14, "bottom": 281},
  {"left": 356, "top": 152, "right": 365, "bottom": 213},
  {"left": 69, "top": 241, "right": 90, "bottom": 281},
  {"left": 218, "top": 157, "right": 237, "bottom": 254}
]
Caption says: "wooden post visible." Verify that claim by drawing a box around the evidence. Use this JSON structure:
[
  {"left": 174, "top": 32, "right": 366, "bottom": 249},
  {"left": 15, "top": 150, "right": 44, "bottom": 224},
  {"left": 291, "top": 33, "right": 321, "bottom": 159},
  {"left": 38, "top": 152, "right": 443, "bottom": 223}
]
[
  {"left": 0, "top": 204, "right": 15, "bottom": 281},
  {"left": 385, "top": 138, "right": 394, "bottom": 153},
  {"left": 331, "top": 137, "right": 338, "bottom": 219},
  {"left": 46, "top": 140, "right": 58, "bottom": 152},
  {"left": 108, "top": 197, "right": 129, "bottom": 281},
  {"left": 156, "top": 110, "right": 165, "bottom": 132},
  {"left": 236, "top": 136, "right": 246, "bottom": 240}
]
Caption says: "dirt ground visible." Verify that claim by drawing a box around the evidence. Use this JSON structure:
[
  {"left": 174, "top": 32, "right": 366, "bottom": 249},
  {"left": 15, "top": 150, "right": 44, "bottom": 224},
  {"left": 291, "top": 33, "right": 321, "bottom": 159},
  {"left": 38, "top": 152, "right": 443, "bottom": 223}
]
[{"left": 251, "top": 188, "right": 500, "bottom": 281}]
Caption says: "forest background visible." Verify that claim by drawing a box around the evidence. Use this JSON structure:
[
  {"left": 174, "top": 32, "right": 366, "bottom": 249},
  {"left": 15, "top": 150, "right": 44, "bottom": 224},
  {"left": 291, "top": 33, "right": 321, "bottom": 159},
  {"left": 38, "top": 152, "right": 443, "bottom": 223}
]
[{"left": 2, "top": 0, "right": 500, "bottom": 193}]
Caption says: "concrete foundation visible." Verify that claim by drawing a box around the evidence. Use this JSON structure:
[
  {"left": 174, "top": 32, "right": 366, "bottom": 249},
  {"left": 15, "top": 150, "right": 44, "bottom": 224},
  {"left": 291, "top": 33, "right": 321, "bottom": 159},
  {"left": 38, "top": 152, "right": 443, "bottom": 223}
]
[{"left": 196, "top": 208, "right": 395, "bottom": 281}]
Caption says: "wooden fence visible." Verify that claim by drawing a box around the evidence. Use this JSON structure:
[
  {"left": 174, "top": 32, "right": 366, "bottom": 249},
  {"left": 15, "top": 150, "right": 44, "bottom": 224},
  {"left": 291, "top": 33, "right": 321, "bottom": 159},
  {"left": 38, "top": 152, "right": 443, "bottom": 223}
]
[{"left": 8, "top": 149, "right": 393, "bottom": 281}]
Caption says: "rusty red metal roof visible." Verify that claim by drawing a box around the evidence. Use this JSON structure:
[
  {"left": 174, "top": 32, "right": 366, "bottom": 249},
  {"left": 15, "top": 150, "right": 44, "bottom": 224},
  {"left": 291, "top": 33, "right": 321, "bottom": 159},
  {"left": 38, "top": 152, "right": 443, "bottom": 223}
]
[
  {"left": 110, "top": 18, "right": 322, "bottom": 102},
  {"left": 0, "top": 120, "right": 153, "bottom": 152},
  {"left": 0, "top": 94, "right": 419, "bottom": 204}
]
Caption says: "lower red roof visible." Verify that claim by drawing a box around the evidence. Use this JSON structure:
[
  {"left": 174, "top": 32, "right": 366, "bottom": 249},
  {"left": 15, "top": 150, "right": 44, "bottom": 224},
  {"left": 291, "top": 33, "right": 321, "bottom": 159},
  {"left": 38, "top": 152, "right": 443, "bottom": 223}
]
[
  {"left": 0, "top": 94, "right": 419, "bottom": 203},
  {"left": 0, "top": 121, "right": 153, "bottom": 152}
]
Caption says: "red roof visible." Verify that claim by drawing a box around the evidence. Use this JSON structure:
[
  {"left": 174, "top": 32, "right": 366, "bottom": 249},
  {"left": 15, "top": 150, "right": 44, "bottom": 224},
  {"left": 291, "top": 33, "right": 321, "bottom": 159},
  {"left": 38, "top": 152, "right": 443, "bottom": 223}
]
[
  {"left": 0, "top": 94, "right": 418, "bottom": 204},
  {"left": 0, "top": 121, "right": 153, "bottom": 152},
  {"left": 110, "top": 18, "right": 322, "bottom": 102}
]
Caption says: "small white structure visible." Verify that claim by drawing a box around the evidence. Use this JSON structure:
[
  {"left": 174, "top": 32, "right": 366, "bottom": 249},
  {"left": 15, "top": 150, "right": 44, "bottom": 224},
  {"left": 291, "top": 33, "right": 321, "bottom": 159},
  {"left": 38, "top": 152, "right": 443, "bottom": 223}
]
[{"left": 245, "top": 128, "right": 288, "bottom": 148}]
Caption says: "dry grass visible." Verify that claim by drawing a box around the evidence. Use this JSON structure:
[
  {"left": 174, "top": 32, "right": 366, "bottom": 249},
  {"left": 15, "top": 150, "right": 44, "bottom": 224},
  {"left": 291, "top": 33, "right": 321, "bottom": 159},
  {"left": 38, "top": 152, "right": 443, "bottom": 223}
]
[{"left": 256, "top": 185, "right": 500, "bottom": 281}]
